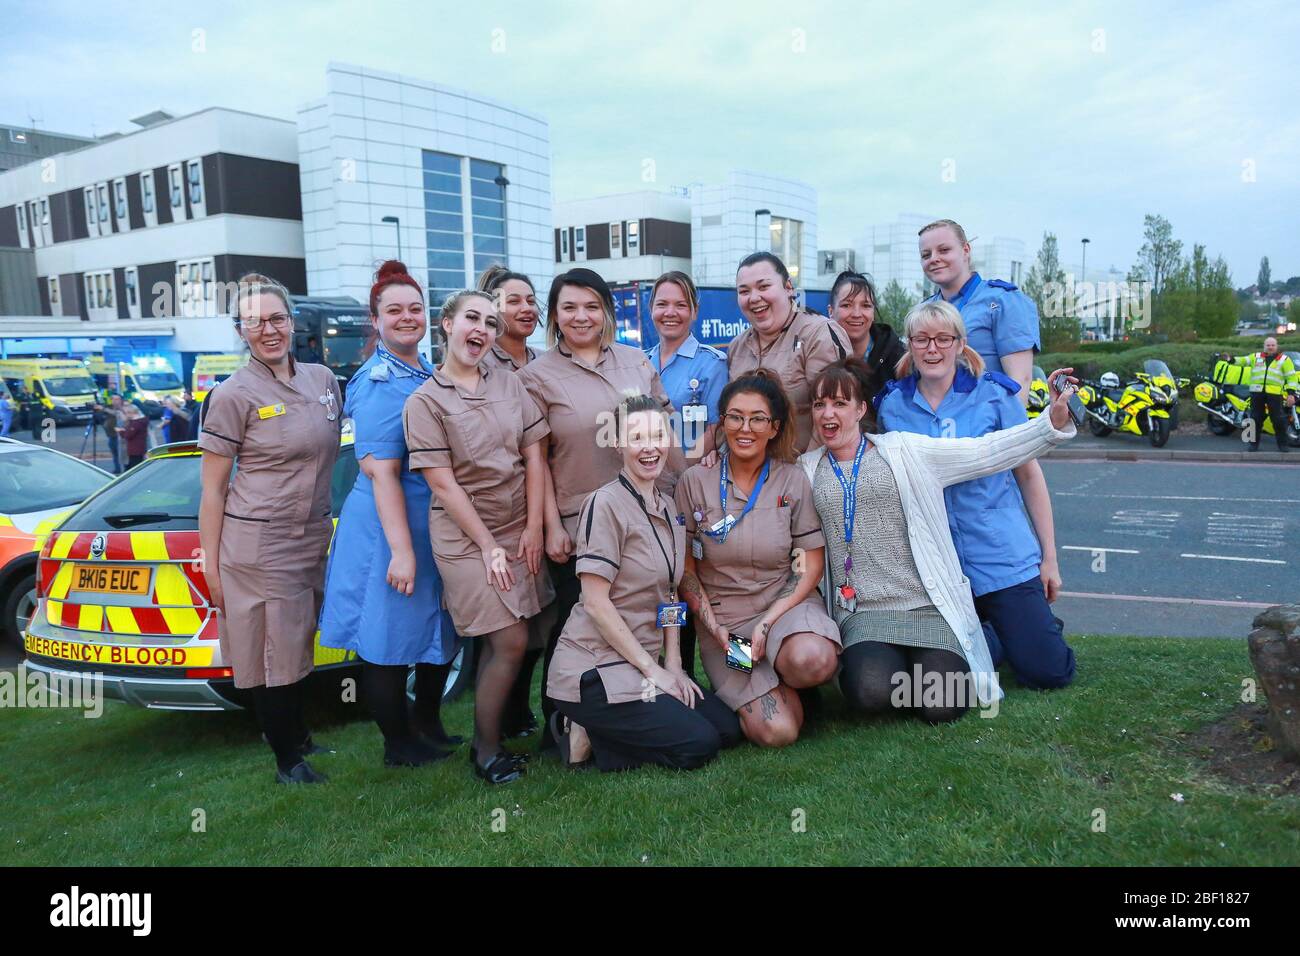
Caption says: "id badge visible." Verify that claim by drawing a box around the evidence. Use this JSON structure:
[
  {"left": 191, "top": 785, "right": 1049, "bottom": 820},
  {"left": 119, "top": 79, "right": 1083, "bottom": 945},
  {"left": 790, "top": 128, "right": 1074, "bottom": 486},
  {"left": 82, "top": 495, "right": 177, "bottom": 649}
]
[
  {"left": 709, "top": 514, "right": 735, "bottom": 538},
  {"left": 691, "top": 536, "right": 704, "bottom": 560},
  {"left": 683, "top": 403, "right": 707, "bottom": 423},
  {"left": 725, "top": 634, "right": 753, "bottom": 673},
  {"left": 656, "top": 601, "right": 688, "bottom": 629}
]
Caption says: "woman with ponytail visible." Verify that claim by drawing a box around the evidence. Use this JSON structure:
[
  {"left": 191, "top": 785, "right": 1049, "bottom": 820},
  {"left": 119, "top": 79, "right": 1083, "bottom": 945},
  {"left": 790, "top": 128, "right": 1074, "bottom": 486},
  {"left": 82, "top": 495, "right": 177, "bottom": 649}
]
[
  {"left": 875, "top": 300, "right": 1075, "bottom": 692},
  {"left": 319, "top": 261, "right": 460, "bottom": 770}
]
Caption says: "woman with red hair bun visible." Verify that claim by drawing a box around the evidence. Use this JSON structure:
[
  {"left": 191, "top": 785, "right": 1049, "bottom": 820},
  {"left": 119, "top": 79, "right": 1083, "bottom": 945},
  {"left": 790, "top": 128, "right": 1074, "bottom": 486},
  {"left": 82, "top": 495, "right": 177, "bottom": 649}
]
[{"left": 319, "top": 260, "right": 461, "bottom": 769}]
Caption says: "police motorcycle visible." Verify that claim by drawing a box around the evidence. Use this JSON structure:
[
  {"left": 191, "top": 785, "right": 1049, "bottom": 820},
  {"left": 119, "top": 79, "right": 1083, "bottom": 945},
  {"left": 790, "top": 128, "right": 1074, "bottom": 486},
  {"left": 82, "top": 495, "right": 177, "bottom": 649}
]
[
  {"left": 1076, "top": 359, "right": 1188, "bottom": 448},
  {"left": 1025, "top": 366, "right": 1050, "bottom": 419},
  {"left": 1193, "top": 354, "right": 1300, "bottom": 447}
]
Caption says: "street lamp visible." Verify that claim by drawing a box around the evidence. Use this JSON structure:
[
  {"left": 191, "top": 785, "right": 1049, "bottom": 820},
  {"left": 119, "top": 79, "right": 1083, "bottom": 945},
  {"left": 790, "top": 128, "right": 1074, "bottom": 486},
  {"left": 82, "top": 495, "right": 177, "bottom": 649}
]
[
  {"left": 494, "top": 175, "right": 510, "bottom": 260},
  {"left": 1080, "top": 237, "right": 1090, "bottom": 283},
  {"left": 381, "top": 215, "right": 401, "bottom": 262},
  {"left": 754, "top": 208, "right": 771, "bottom": 251}
]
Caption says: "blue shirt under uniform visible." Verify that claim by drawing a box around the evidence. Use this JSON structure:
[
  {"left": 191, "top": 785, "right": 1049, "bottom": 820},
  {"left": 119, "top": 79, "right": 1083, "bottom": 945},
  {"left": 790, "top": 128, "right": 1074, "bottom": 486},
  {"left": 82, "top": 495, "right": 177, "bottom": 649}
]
[
  {"left": 925, "top": 273, "right": 1040, "bottom": 375},
  {"left": 319, "top": 348, "right": 459, "bottom": 665},
  {"left": 647, "top": 333, "right": 727, "bottom": 453},
  {"left": 876, "top": 366, "right": 1042, "bottom": 597}
]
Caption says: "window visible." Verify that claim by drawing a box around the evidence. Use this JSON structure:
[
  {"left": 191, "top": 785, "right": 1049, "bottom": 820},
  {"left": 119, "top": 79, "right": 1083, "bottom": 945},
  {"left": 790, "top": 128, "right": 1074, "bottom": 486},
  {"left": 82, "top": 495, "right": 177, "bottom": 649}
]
[
  {"left": 187, "top": 160, "right": 203, "bottom": 204},
  {"left": 609, "top": 221, "right": 623, "bottom": 259},
  {"left": 627, "top": 220, "right": 639, "bottom": 256},
  {"left": 469, "top": 158, "right": 506, "bottom": 268},
  {"left": 141, "top": 172, "right": 154, "bottom": 213},
  {"left": 96, "top": 183, "right": 109, "bottom": 224},
  {"left": 84, "top": 187, "right": 99, "bottom": 237},
  {"left": 168, "top": 165, "right": 183, "bottom": 209},
  {"left": 114, "top": 179, "right": 127, "bottom": 220},
  {"left": 38, "top": 197, "right": 51, "bottom": 245},
  {"left": 575, "top": 226, "right": 586, "bottom": 262},
  {"left": 201, "top": 260, "right": 214, "bottom": 304},
  {"left": 125, "top": 267, "right": 139, "bottom": 318},
  {"left": 16, "top": 205, "right": 29, "bottom": 249},
  {"left": 560, "top": 229, "right": 569, "bottom": 261},
  {"left": 175, "top": 257, "right": 216, "bottom": 316},
  {"left": 422, "top": 149, "right": 467, "bottom": 307}
]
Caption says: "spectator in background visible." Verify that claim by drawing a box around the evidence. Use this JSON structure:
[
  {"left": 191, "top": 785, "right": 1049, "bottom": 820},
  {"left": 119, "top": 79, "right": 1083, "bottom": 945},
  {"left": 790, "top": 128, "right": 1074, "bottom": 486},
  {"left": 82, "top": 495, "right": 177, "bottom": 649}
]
[
  {"left": 161, "top": 396, "right": 192, "bottom": 444},
  {"left": 93, "top": 394, "right": 126, "bottom": 473},
  {"left": 119, "top": 404, "right": 148, "bottom": 469},
  {"left": 181, "top": 387, "right": 200, "bottom": 419}
]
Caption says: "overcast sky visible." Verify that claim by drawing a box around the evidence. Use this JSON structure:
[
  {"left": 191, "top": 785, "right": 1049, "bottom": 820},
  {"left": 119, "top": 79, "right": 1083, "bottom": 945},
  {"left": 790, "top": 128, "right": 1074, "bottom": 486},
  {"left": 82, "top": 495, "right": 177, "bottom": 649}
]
[{"left": 3, "top": 0, "right": 1296, "bottom": 285}]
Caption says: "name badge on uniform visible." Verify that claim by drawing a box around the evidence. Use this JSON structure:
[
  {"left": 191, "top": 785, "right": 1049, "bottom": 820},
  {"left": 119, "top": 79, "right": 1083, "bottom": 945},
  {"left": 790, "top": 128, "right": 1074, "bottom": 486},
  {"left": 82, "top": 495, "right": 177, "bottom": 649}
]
[
  {"left": 257, "top": 403, "right": 286, "bottom": 419},
  {"left": 709, "top": 514, "right": 736, "bottom": 539},
  {"left": 683, "top": 403, "right": 707, "bottom": 423},
  {"left": 656, "top": 602, "right": 688, "bottom": 629}
]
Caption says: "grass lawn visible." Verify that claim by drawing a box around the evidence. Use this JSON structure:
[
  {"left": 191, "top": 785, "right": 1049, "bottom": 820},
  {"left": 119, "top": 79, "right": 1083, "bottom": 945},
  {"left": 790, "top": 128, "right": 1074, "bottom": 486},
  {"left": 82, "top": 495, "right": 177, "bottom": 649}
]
[{"left": 2, "top": 634, "right": 1297, "bottom": 866}]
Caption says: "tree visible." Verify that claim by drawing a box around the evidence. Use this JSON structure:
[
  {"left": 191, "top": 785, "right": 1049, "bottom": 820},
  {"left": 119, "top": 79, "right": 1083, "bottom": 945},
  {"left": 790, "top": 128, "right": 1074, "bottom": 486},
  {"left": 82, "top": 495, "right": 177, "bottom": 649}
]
[
  {"left": 1021, "top": 232, "right": 1078, "bottom": 349},
  {"left": 1288, "top": 298, "right": 1300, "bottom": 329},
  {"left": 1199, "top": 255, "right": 1237, "bottom": 338},
  {"left": 1239, "top": 297, "right": 1261, "bottom": 325},
  {"left": 1258, "top": 256, "right": 1271, "bottom": 296},
  {"left": 1132, "top": 214, "right": 1182, "bottom": 329},
  {"left": 878, "top": 278, "right": 919, "bottom": 328}
]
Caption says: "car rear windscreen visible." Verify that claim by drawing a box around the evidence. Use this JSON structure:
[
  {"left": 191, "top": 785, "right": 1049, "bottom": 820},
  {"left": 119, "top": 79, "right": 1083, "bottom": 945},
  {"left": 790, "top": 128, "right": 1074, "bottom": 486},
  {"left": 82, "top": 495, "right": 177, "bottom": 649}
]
[{"left": 0, "top": 448, "right": 111, "bottom": 514}]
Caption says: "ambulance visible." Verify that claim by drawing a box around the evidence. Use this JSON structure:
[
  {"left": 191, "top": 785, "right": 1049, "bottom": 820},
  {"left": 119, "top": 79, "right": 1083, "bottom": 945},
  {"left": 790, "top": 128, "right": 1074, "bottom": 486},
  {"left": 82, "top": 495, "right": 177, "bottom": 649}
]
[
  {"left": 21, "top": 433, "right": 471, "bottom": 710},
  {"left": 191, "top": 353, "right": 247, "bottom": 400},
  {"left": 0, "top": 359, "right": 99, "bottom": 427},
  {"left": 86, "top": 355, "right": 184, "bottom": 418}
]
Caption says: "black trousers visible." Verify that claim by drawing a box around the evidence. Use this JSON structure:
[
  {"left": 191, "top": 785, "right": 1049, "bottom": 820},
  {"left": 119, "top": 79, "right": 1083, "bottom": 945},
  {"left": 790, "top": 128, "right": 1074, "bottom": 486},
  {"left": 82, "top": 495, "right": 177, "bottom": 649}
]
[
  {"left": 1249, "top": 392, "right": 1288, "bottom": 449},
  {"left": 539, "top": 555, "right": 581, "bottom": 744},
  {"left": 556, "top": 669, "right": 742, "bottom": 772}
]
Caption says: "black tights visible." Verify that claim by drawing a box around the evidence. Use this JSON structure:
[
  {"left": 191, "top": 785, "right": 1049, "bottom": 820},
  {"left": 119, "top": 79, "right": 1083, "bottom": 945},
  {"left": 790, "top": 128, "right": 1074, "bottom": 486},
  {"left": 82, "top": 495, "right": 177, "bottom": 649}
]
[
  {"left": 252, "top": 679, "right": 308, "bottom": 772},
  {"left": 365, "top": 660, "right": 451, "bottom": 746},
  {"left": 839, "top": 642, "right": 971, "bottom": 724},
  {"left": 412, "top": 661, "right": 451, "bottom": 736}
]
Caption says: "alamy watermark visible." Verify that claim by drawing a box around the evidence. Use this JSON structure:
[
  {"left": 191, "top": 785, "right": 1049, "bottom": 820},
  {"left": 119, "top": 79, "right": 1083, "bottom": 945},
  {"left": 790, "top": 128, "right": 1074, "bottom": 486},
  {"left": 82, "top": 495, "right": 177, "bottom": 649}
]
[
  {"left": 0, "top": 664, "right": 103, "bottom": 718},
  {"left": 1039, "top": 274, "right": 1153, "bottom": 330},
  {"left": 890, "top": 664, "right": 1001, "bottom": 718}
]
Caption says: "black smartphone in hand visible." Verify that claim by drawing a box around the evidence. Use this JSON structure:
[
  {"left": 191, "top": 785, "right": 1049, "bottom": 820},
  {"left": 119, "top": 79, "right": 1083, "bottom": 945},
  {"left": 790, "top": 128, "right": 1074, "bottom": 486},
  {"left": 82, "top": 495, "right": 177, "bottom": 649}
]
[{"left": 1051, "top": 372, "right": 1087, "bottom": 426}]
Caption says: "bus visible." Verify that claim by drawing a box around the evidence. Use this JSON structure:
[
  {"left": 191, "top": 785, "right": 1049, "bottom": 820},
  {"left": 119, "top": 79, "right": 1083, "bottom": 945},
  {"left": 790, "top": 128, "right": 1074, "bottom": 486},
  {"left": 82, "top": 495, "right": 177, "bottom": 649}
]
[{"left": 289, "top": 295, "right": 372, "bottom": 388}]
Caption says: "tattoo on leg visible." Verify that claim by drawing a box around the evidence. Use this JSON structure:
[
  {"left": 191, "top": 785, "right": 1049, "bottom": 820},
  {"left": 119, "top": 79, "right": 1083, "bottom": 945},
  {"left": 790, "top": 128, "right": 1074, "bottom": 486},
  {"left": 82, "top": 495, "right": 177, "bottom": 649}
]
[{"left": 760, "top": 692, "right": 778, "bottom": 721}]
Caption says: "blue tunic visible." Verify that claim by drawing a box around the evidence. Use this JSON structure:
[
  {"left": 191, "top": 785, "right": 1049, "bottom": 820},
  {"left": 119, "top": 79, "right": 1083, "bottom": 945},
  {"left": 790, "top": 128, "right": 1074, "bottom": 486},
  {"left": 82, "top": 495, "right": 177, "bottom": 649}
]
[
  {"left": 876, "top": 367, "right": 1042, "bottom": 597},
  {"left": 648, "top": 334, "right": 727, "bottom": 454},
  {"left": 319, "top": 350, "right": 460, "bottom": 664},
  {"left": 925, "top": 273, "right": 1040, "bottom": 375}
]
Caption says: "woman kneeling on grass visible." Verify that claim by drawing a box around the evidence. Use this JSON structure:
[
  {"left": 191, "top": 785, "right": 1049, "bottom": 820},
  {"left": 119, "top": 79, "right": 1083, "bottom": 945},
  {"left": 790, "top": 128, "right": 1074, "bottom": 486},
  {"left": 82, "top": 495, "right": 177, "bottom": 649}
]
[
  {"left": 675, "top": 369, "right": 839, "bottom": 748},
  {"left": 801, "top": 357, "right": 1079, "bottom": 722},
  {"left": 547, "top": 394, "right": 742, "bottom": 772}
]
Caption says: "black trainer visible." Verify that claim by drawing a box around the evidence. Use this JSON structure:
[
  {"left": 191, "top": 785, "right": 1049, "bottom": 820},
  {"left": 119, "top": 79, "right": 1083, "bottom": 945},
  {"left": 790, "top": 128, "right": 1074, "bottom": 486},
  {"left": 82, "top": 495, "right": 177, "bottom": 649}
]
[{"left": 275, "top": 761, "right": 328, "bottom": 785}]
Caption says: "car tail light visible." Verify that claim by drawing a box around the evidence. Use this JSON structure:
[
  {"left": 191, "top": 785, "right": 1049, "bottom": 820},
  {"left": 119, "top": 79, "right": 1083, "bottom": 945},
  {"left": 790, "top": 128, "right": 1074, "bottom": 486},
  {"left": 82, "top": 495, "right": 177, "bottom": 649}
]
[{"left": 185, "top": 667, "right": 233, "bottom": 680}]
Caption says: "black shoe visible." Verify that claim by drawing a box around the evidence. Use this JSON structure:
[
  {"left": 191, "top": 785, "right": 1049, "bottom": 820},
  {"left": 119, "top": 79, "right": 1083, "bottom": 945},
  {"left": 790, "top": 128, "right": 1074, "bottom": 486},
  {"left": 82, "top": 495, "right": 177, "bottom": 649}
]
[
  {"left": 472, "top": 749, "right": 524, "bottom": 784},
  {"left": 275, "top": 761, "right": 328, "bottom": 784},
  {"left": 263, "top": 733, "right": 336, "bottom": 757},
  {"left": 501, "top": 710, "right": 539, "bottom": 740},
  {"left": 410, "top": 707, "right": 464, "bottom": 748},
  {"left": 384, "top": 736, "right": 454, "bottom": 768}
]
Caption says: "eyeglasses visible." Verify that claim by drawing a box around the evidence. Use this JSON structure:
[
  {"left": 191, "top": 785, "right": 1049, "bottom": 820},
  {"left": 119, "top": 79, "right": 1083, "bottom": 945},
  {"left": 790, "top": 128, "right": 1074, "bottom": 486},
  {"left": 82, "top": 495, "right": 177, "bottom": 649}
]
[
  {"left": 908, "top": 333, "right": 959, "bottom": 349},
  {"left": 723, "top": 412, "right": 773, "bottom": 430},
  {"left": 240, "top": 313, "right": 292, "bottom": 332}
]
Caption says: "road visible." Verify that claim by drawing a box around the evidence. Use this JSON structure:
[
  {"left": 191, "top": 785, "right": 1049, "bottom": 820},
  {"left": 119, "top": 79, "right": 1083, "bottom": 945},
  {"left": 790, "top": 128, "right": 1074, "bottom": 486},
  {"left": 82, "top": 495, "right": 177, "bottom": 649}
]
[
  {"left": 1043, "top": 459, "right": 1296, "bottom": 638},
  {"left": 4, "top": 428, "right": 1294, "bottom": 647}
]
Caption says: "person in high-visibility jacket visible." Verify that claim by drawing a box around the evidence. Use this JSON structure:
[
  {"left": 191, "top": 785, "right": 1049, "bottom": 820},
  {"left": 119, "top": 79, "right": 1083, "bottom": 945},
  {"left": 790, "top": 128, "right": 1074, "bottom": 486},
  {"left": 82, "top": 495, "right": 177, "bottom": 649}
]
[{"left": 1222, "top": 337, "right": 1299, "bottom": 452}]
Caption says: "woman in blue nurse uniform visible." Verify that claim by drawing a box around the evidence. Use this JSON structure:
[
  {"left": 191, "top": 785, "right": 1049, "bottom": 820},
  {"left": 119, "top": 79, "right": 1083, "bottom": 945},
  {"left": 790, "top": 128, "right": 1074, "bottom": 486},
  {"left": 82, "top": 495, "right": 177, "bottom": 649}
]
[
  {"left": 319, "top": 260, "right": 461, "bottom": 768},
  {"left": 876, "top": 299, "right": 1075, "bottom": 690},
  {"left": 918, "top": 218, "right": 1040, "bottom": 402}
]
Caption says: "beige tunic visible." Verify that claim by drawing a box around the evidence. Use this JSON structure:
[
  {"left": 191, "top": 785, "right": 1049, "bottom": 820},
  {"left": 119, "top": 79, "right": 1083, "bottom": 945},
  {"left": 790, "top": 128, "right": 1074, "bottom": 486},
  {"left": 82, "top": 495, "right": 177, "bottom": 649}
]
[
  {"left": 547, "top": 477, "right": 685, "bottom": 705},
  {"left": 479, "top": 342, "right": 537, "bottom": 374},
  {"left": 197, "top": 357, "right": 342, "bottom": 689},
  {"left": 403, "top": 366, "right": 551, "bottom": 636},
  {"left": 676, "top": 458, "right": 839, "bottom": 708},
  {"left": 518, "top": 342, "right": 681, "bottom": 541},
  {"left": 727, "top": 310, "right": 850, "bottom": 454}
]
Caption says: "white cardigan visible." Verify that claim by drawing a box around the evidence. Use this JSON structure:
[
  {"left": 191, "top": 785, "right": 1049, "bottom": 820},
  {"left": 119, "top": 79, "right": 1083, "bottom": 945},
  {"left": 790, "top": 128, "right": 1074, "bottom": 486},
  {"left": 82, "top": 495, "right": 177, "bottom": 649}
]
[{"left": 799, "top": 412, "right": 1075, "bottom": 705}]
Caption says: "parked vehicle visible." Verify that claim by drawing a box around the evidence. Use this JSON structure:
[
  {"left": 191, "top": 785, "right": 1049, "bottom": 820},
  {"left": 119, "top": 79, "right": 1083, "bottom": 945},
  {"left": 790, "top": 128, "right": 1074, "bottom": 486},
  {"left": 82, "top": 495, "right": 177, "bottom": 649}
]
[
  {"left": 190, "top": 353, "right": 248, "bottom": 400},
  {"left": 0, "top": 437, "right": 111, "bottom": 649},
  {"left": 1077, "top": 359, "right": 1189, "bottom": 448},
  {"left": 1194, "top": 358, "right": 1300, "bottom": 446},
  {"left": 0, "top": 359, "right": 98, "bottom": 428},
  {"left": 86, "top": 355, "right": 184, "bottom": 418},
  {"left": 1025, "top": 365, "right": 1049, "bottom": 419}
]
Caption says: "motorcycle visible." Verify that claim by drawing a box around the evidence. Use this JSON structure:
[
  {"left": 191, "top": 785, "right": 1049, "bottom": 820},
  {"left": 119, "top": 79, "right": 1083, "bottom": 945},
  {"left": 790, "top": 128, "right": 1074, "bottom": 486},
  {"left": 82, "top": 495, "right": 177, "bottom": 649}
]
[
  {"left": 1025, "top": 366, "right": 1050, "bottom": 419},
  {"left": 1076, "top": 359, "right": 1189, "bottom": 448},
  {"left": 1194, "top": 355, "right": 1300, "bottom": 447}
]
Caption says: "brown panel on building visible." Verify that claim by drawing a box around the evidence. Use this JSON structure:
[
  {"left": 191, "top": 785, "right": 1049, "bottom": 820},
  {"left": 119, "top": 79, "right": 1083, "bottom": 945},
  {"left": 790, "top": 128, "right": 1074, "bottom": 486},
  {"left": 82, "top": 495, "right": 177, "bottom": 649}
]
[
  {"left": 554, "top": 228, "right": 561, "bottom": 263},
  {"left": 126, "top": 173, "right": 145, "bottom": 229},
  {"left": 37, "top": 274, "right": 51, "bottom": 315},
  {"left": 586, "top": 222, "right": 609, "bottom": 260},
  {"left": 0, "top": 205, "right": 19, "bottom": 247},
  {"left": 58, "top": 189, "right": 87, "bottom": 242},
  {"left": 113, "top": 267, "right": 129, "bottom": 319},
  {"left": 66, "top": 273, "right": 88, "bottom": 321},
  {"left": 137, "top": 261, "right": 176, "bottom": 318},
  {"left": 201, "top": 155, "right": 223, "bottom": 216},
  {"left": 641, "top": 218, "right": 691, "bottom": 259},
  {"left": 214, "top": 255, "right": 307, "bottom": 295},
  {"left": 153, "top": 167, "right": 173, "bottom": 225},
  {"left": 211, "top": 154, "right": 303, "bottom": 220}
]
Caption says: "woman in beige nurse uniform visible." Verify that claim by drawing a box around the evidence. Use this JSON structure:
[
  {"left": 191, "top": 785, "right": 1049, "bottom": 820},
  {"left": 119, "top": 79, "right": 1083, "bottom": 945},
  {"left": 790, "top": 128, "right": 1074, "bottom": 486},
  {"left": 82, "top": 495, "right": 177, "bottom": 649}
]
[
  {"left": 676, "top": 369, "right": 839, "bottom": 748},
  {"left": 403, "top": 290, "right": 549, "bottom": 785},
  {"left": 198, "top": 273, "right": 342, "bottom": 785}
]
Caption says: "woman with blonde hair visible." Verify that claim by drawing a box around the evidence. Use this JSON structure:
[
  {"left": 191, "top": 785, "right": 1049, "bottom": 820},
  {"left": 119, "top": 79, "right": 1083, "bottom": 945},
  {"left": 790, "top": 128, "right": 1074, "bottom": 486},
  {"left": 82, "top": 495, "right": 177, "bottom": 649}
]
[{"left": 875, "top": 300, "right": 1074, "bottom": 691}]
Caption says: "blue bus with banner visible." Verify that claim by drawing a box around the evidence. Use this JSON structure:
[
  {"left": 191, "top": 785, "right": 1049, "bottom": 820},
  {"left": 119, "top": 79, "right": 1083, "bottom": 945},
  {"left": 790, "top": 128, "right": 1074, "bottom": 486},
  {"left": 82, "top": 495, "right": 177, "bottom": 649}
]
[{"left": 610, "top": 282, "right": 830, "bottom": 351}]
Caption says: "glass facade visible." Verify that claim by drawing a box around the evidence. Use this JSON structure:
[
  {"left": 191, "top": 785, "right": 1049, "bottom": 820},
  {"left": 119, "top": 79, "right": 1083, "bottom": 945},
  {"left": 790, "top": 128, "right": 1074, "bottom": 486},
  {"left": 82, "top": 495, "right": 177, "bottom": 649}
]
[
  {"left": 769, "top": 217, "right": 804, "bottom": 280},
  {"left": 422, "top": 150, "right": 508, "bottom": 307}
]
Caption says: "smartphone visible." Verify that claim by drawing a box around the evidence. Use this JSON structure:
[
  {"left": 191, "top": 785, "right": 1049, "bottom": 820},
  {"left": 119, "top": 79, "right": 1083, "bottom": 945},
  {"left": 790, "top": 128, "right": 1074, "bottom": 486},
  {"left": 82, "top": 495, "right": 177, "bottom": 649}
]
[
  {"left": 1051, "top": 372, "right": 1087, "bottom": 426},
  {"left": 725, "top": 634, "right": 753, "bottom": 674}
]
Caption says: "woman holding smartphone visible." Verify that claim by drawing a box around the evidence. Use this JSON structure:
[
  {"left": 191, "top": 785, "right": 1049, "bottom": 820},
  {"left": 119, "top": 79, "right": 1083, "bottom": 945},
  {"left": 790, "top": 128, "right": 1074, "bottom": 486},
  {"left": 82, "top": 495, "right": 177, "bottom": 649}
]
[
  {"left": 875, "top": 300, "right": 1074, "bottom": 690},
  {"left": 547, "top": 394, "right": 740, "bottom": 772},
  {"left": 675, "top": 370, "right": 838, "bottom": 748},
  {"left": 404, "top": 290, "right": 550, "bottom": 784},
  {"left": 803, "top": 355, "right": 1078, "bottom": 722}
]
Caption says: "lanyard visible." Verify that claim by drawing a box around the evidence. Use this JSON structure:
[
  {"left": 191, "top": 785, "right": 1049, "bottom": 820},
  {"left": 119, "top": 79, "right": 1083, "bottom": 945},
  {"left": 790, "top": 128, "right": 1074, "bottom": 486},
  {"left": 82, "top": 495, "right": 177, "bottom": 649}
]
[
  {"left": 708, "top": 454, "right": 770, "bottom": 543},
  {"left": 828, "top": 437, "right": 867, "bottom": 582},
  {"left": 376, "top": 343, "right": 431, "bottom": 381},
  {"left": 618, "top": 473, "right": 677, "bottom": 596},
  {"left": 948, "top": 274, "right": 982, "bottom": 314}
]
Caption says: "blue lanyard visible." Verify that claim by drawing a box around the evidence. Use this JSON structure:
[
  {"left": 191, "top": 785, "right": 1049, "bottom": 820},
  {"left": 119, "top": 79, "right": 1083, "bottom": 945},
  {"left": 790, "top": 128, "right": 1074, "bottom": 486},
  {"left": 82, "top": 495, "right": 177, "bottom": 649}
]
[
  {"left": 376, "top": 343, "right": 431, "bottom": 381},
  {"left": 828, "top": 437, "right": 867, "bottom": 579},
  {"left": 948, "top": 274, "right": 982, "bottom": 313},
  {"left": 708, "top": 454, "right": 770, "bottom": 542}
]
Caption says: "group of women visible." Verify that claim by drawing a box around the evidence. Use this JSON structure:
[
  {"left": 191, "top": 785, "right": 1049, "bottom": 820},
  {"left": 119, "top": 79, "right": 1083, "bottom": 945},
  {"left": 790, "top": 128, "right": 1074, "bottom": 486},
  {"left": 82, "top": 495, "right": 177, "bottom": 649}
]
[{"left": 196, "top": 218, "right": 1079, "bottom": 784}]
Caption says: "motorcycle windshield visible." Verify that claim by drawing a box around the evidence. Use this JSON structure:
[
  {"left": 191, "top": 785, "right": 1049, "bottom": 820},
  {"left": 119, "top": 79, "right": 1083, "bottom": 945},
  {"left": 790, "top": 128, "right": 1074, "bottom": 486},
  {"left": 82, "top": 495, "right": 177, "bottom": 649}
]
[
  {"left": 1143, "top": 359, "right": 1173, "bottom": 379},
  {"left": 1032, "top": 366, "right": 1046, "bottom": 381}
]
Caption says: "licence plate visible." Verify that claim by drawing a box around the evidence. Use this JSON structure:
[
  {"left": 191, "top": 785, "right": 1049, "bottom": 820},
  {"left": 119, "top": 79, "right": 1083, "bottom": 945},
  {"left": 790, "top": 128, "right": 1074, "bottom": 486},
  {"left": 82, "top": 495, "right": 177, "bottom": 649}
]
[{"left": 73, "top": 564, "right": 152, "bottom": 595}]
